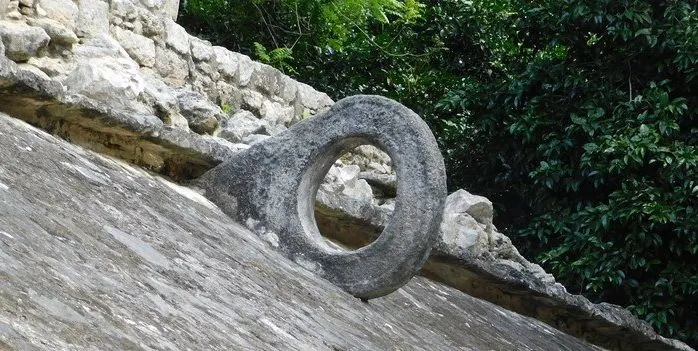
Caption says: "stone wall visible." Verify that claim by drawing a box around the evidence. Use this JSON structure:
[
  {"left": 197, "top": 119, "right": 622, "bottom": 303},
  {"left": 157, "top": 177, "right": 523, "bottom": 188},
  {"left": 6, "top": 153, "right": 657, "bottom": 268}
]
[{"left": 0, "top": 0, "right": 333, "bottom": 143}]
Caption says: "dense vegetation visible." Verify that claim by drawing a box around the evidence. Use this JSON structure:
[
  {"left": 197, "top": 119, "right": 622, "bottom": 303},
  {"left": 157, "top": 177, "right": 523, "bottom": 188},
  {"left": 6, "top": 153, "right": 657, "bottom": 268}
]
[{"left": 180, "top": 0, "right": 698, "bottom": 345}]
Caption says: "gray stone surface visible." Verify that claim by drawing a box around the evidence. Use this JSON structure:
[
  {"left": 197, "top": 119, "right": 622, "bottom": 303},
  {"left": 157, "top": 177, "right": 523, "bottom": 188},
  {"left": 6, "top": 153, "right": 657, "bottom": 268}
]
[
  {"left": 112, "top": 26, "right": 156, "bottom": 67},
  {"left": 61, "top": 57, "right": 147, "bottom": 112},
  {"left": 0, "top": 21, "right": 49, "bottom": 62},
  {"left": 75, "top": 0, "right": 109, "bottom": 38},
  {"left": 110, "top": 0, "right": 137, "bottom": 20},
  {"left": 73, "top": 33, "right": 130, "bottom": 59},
  {"left": 0, "top": 0, "right": 693, "bottom": 348},
  {"left": 153, "top": 44, "right": 189, "bottom": 85},
  {"left": 26, "top": 17, "right": 78, "bottom": 45},
  {"left": 164, "top": 18, "right": 189, "bottom": 55},
  {"left": 435, "top": 190, "right": 493, "bottom": 259},
  {"left": 198, "top": 95, "right": 447, "bottom": 299},
  {"left": 176, "top": 89, "right": 222, "bottom": 134},
  {"left": 218, "top": 110, "right": 268, "bottom": 143},
  {"left": 447, "top": 189, "right": 494, "bottom": 228},
  {"left": 359, "top": 171, "right": 397, "bottom": 197},
  {"left": 37, "top": 0, "right": 78, "bottom": 29},
  {"left": 0, "top": 55, "right": 237, "bottom": 180},
  {"left": 190, "top": 37, "right": 213, "bottom": 62},
  {"left": 1, "top": 51, "right": 691, "bottom": 348},
  {"left": 0, "top": 112, "right": 603, "bottom": 351},
  {"left": 2, "top": 0, "right": 334, "bottom": 135},
  {"left": 3, "top": 0, "right": 21, "bottom": 19}
]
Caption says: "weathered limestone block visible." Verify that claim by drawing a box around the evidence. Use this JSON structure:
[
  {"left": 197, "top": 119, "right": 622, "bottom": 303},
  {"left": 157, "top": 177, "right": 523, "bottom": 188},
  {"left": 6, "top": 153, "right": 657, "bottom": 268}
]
[
  {"left": 188, "top": 68, "right": 215, "bottom": 96},
  {"left": 190, "top": 37, "right": 212, "bottom": 62},
  {"left": 3, "top": 0, "right": 21, "bottom": 19},
  {"left": 259, "top": 100, "right": 294, "bottom": 126},
  {"left": 17, "top": 62, "right": 50, "bottom": 80},
  {"left": 163, "top": 0, "right": 178, "bottom": 20},
  {"left": 215, "top": 80, "right": 242, "bottom": 111},
  {"left": 0, "top": 21, "right": 50, "bottom": 62},
  {"left": 250, "top": 63, "right": 281, "bottom": 96},
  {"left": 296, "top": 81, "right": 333, "bottom": 111},
  {"left": 18, "top": 2, "right": 33, "bottom": 16},
  {"left": 75, "top": 0, "right": 109, "bottom": 38},
  {"left": 490, "top": 231, "right": 523, "bottom": 260},
  {"left": 27, "top": 17, "right": 79, "bottom": 45},
  {"left": 176, "top": 90, "right": 222, "bottom": 134},
  {"left": 138, "top": 6, "right": 164, "bottom": 37},
  {"left": 38, "top": 0, "right": 78, "bottom": 29},
  {"left": 27, "top": 56, "right": 75, "bottom": 77},
  {"left": 140, "top": 73, "right": 187, "bottom": 129},
  {"left": 140, "top": 0, "right": 177, "bottom": 20},
  {"left": 154, "top": 45, "right": 188, "bottom": 85},
  {"left": 322, "top": 164, "right": 357, "bottom": 193},
  {"left": 434, "top": 189, "right": 495, "bottom": 259},
  {"left": 194, "top": 60, "right": 215, "bottom": 78},
  {"left": 112, "top": 26, "right": 155, "bottom": 67},
  {"left": 339, "top": 144, "right": 393, "bottom": 174},
  {"left": 437, "top": 193, "right": 490, "bottom": 258},
  {"left": 236, "top": 52, "right": 256, "bottom": 86},
  {"left": 164, "top": 18, "right": 189, "bottom": 55},
  {"left": 73, "top": 33, "right": 129, "bottom": 59},
  {"left": 218, "top": 110, "right": 268, "bottom": 143},
  {"left": 0, "top": 30, "right": 4, "bottom": 56},
  {"left": 278, "top": 74, "right": 298, "bottom": 103},
  {"left": 62, "top": 57, "right": 146, "bottom": 112},
  {"left": 198, "top": 95, "right": 447, "bottom": 298},
  {"left": 358, "top": 171, "right": 397, "bottom": 197},
  {"left": 211, "top": 46, "right": 238, "bottom": 79},
  {"left": 110, "top": 0, "right": 137, "bottom": 19},
  {"left": 241, "top": 89, "right": 263, "bottom": 114},
  {"left": 139, "top": 0, "right": 166, "bottom": 12},
  {"left": 447, "top": 189, "right": 494, "bottom": 227},
  {"left": 438, "top": 213, "right": 482, "bottom": 255},
  {"left": 329, "top": 165, "right": 374, "bottom": 203}
]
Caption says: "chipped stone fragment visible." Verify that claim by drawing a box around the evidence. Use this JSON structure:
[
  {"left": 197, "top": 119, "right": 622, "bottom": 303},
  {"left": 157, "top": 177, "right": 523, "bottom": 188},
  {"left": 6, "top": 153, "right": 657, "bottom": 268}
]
[{"left": 0, "top": 21, "right": 50, "bottom": 62}]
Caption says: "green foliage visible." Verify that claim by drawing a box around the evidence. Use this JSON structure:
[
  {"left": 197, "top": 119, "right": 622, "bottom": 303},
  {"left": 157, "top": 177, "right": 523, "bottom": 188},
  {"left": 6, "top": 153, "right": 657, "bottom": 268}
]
[
  {"left": 220, "top": 103, "right": 233, "bottom": 115},
  {"left": 180, "top": 0, "right": 423, "bottom": 56},
  {"left": 253, "top": 42, "right": 296, "bottom": 74},
  {"left": 180, "top": 0, "right": 698, "bottom": 345},
  {"left": 439, "top": 0, "right": 698, "bottom": 343}
]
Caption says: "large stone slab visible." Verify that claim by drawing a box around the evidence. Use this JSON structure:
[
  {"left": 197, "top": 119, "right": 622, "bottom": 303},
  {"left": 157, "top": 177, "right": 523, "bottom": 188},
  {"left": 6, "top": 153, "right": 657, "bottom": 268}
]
[{"left": 0, "top": 112, "right": 602, "bottom": 351}]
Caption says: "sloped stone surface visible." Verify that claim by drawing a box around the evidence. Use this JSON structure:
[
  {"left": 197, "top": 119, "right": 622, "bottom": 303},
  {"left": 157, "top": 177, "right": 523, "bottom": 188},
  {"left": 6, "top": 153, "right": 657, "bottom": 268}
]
[
  {"left": 0, "top": 54, "right": 690, "bottom": 350},
  {"left": 0, "top": 113, "right": 602, "bottom": 351},
  {"left": 0, "top": 0, "right": 692, "bottom": 348}
]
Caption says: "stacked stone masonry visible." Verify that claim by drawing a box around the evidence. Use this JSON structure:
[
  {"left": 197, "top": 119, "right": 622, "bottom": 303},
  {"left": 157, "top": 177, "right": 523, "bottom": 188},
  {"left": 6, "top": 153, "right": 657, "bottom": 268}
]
[{"left": 0, "top": 0, "right": 333, "bottom": 143}]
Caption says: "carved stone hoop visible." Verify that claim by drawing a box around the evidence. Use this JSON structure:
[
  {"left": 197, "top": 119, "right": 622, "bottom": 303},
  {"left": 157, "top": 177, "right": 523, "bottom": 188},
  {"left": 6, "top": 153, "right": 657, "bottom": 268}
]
[{"left": 199, "top": 95, "right": 446, "bottom": 298}]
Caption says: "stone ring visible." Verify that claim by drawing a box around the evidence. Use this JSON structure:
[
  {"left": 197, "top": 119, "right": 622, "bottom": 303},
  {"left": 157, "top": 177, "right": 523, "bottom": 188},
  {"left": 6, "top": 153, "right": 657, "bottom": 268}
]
[{"left": 200, "top": 95, "right": 446, "bottom": 298}]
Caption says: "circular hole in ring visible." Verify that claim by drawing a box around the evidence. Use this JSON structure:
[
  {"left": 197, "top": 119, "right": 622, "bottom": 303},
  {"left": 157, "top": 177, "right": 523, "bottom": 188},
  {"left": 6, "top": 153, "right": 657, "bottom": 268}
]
[{"left": 311, "top": 144, "right": 396, "bottom": 251}]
